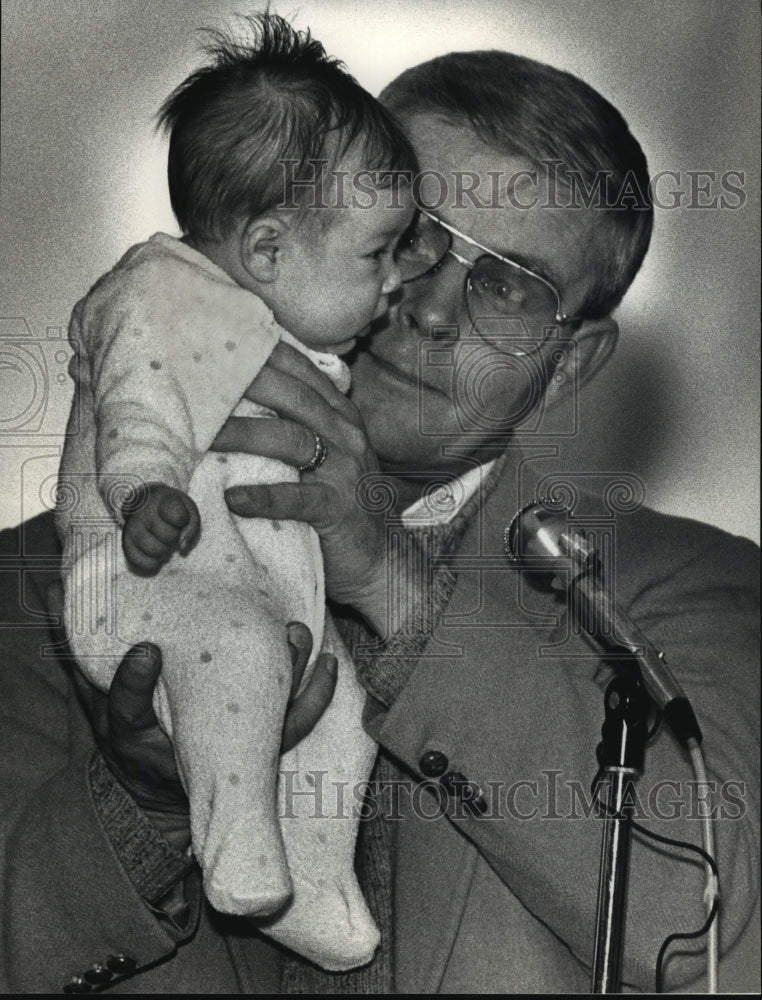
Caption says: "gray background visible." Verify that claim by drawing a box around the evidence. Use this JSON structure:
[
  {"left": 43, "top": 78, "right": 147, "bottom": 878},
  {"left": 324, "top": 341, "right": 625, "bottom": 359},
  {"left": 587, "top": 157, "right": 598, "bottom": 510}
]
[
  {"left": 0, "top": 0, "right": 759, "bottom": 989},
  {"left": 1, "top": 0, "right": 759, "bottom": 542}
]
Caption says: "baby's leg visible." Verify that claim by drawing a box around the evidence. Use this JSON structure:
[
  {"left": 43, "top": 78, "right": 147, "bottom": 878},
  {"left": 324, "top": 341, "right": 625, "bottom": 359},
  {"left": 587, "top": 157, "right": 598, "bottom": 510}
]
[
  {"left": 151, "top": 585, "right": 296, "bottom": 915},
  {"left": 257, "top": 614, "right": 381, "bottom": 971},
  {"left": 62, "top": 540, "right": 292, "bottom": 916}
]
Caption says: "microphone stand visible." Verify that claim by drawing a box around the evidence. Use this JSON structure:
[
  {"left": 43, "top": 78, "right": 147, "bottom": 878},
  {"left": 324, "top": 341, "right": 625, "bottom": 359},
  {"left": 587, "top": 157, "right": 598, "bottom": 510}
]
[
  {"left": 591, "top": 671, "right": 649, "bottom": 992},
  {"left": 505, "top": 501, "right": 705, "bottom": 993},
  {"left": 563, "top": 547, "right": 700, "bottom": 993}
]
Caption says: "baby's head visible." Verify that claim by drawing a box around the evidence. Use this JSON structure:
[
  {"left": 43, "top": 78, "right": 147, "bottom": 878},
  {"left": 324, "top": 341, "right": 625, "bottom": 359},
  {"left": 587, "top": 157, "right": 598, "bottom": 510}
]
[{"left": 158, "top": 13, "right": 418, "bottom": 354}]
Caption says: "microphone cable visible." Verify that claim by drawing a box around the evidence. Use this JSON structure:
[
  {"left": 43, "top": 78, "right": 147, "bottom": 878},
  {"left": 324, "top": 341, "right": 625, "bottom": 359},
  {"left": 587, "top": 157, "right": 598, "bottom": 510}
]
[{"left": 592, "top": 736, "right": 720, "bottom": 992}]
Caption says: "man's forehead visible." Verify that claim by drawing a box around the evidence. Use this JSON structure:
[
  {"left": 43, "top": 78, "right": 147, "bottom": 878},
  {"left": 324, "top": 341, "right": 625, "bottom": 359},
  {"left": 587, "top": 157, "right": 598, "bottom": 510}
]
[
  {"left": 411, "top": 114, "right": 570, "bottom": 215},
  {"left": 407, "top": 113, "right": 602, "bottom": 293},
  {"left": 407, "top": 113, "right": 517, "bottom": 181}
]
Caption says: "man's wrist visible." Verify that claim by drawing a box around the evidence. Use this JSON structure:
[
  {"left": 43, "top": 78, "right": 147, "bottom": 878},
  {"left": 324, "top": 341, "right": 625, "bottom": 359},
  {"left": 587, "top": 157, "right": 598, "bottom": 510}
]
[
  {"left": 141, "top": 806, "right": 193, "bottom": 855},
  {"left": 88, "top": 752, "right": 194, "bottom": 906},
  {"left": 351, "top": 564, "right": 391, "bottom": 636},
  {"left": 352, "top": 535, "right": 428, "bottom": 637}
]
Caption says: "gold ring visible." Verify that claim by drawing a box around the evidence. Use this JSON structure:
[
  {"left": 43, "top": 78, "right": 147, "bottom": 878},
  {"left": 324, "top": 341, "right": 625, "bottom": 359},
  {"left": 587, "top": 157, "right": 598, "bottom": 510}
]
[{"left": 299, "top": 432, "right": 328, "bottom": 473}]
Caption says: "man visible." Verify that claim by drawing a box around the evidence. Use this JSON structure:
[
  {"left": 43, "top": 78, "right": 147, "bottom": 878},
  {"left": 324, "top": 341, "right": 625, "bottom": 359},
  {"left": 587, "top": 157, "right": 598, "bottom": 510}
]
[{"left": 0, "top": 51, "right": 758, "bottom": 994}]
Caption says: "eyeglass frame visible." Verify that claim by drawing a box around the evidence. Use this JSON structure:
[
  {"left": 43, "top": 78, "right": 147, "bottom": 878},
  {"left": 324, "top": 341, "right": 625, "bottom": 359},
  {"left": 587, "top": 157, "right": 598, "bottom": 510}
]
[{"left": 402, "top": 209, "right": 581, "bottom": 329}]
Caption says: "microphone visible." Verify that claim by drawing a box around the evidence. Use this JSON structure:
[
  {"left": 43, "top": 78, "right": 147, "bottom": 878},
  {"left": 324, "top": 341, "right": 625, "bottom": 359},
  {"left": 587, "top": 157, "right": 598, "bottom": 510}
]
[{"left": 505, "top": 500, "right": 702, "bottom": 748}]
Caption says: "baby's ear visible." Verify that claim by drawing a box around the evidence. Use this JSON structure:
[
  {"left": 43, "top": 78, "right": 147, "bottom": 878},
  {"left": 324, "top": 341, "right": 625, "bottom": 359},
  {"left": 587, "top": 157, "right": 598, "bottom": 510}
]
[{"left": 240, "top": 214, "right": 290, "bottom": 284}]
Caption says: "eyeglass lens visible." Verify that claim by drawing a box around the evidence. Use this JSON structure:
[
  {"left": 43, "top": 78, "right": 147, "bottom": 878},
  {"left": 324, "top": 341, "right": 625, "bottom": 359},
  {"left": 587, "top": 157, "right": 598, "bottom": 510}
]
[
  {"left": 395, "top": 215, "right": 451, "bottom": 279},
  {"left": 395, "top": 215, "right": 560, "bottom": 344},
  {"left": 468, "top": 257, "right": 558, "bottom": 326}
]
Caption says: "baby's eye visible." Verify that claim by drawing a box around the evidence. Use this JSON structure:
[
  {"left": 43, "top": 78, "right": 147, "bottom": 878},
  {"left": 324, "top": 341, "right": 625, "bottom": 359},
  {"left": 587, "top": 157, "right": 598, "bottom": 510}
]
[
  {"left": 397, "top": 230, "right": 419, "bottom": 253},
  {"left": 366, "top": 246, "right": 387, "bottom": 260}
]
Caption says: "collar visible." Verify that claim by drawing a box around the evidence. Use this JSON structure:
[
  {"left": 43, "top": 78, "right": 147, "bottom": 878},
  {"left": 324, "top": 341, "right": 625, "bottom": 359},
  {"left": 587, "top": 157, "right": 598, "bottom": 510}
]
[{"left": 401, "top": 460, "right": 498, "bottom": 529}]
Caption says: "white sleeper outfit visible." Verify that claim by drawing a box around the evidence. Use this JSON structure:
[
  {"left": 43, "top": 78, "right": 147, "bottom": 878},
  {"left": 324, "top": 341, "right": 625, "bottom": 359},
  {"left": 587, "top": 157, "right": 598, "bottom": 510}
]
[{"left": 56, "top": 234, "right": 379, "bottom": 970}]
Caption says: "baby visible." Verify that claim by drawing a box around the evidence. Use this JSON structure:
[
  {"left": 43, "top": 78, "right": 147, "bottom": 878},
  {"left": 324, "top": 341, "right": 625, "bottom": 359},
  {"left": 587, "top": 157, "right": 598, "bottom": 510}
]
[{"left": 56, "top": 14, "right": 416, "bottom": 971}]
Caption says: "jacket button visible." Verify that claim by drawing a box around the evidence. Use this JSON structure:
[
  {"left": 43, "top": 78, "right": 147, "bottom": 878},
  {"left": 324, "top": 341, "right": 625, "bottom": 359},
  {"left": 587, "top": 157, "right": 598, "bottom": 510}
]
[
  {"left": 440, "top": 770, "right": 468, "bottom": 794},
  {"left": 63, "top": 976, "right": 92, "bottom": 993},
  {"left": 106, "top": 954, "right": 136, "bottom": 974},
  {"left": 440, "top": 771, "right": 485, "bottom": 811},
  {"left": 84, "top": 964, "right": 113, "bottom": 985},
  {"left": 419, "top": 750, "right": 449, "bottom": 777}
]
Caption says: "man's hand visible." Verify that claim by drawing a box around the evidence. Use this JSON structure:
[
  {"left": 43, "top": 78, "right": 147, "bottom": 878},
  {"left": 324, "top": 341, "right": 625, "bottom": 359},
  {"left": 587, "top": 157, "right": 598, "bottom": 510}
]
[
  {"left": 213, "top": 341, "right": 388, "bottom": 623},
  {"left": 73, "top": 626, "right": 337, "bottom": 853},
  {"left": 122, "top": 482, "right": 201, "bottom": 575}
]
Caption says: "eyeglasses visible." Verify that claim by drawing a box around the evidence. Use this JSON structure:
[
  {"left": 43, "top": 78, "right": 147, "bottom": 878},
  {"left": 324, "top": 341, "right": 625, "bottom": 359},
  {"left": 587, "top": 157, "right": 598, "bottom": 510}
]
[{"left": 395, "top": 210, "right": 580, "bottom": 351}]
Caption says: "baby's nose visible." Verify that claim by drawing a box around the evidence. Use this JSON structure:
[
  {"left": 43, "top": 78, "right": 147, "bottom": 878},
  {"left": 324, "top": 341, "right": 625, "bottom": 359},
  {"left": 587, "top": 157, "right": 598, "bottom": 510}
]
[{"left": 381, "top": 261, "right": 403, "bottom": 296}]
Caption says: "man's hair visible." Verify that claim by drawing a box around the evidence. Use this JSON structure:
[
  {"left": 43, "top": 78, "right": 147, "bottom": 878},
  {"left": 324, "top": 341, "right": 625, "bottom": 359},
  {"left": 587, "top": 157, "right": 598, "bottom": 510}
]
[
  {"left": 158, "top": 13, "right": 417, "bottom": 241},
  {"left": 380, "top": 51, "right": 653, "bottom": 320}
]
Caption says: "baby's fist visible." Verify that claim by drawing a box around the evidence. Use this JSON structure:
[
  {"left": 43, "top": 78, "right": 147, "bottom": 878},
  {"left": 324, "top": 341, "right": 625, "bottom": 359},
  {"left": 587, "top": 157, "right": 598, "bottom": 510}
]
[{"left": 122, "top": 483, "right": 201, "bottom": 575}]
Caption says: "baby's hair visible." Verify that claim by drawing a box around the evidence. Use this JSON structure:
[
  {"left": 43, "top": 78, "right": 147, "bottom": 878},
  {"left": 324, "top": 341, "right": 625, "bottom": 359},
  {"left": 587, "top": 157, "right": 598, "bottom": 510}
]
[{"left": 158, "top": 11, "right": 417, "bottom": 241}]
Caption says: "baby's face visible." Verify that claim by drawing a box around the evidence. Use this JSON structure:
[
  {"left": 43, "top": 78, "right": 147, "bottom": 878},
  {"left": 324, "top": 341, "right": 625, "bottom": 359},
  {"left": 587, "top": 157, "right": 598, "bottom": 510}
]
[{"left": 272, "top": 184, "right": 415, "bottom": 355}]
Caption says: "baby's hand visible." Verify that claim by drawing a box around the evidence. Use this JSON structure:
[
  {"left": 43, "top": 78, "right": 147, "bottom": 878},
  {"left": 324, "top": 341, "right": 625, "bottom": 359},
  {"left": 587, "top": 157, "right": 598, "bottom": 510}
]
[{"left": 122, "top": 483, "right": 201, "bottom": 575}]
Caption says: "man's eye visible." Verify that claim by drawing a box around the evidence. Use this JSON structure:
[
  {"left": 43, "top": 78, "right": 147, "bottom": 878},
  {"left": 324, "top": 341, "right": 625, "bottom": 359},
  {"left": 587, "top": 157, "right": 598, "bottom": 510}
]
[
  {"left": 396, "top": 230, "right": 420, "bottom": 255},
  {"left": 478, "top": 276, "right": 525, "bottom": 306}
]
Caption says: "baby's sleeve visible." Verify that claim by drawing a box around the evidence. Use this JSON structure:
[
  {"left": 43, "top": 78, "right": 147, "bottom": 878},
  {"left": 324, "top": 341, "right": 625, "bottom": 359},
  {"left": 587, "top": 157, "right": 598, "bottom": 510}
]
[{"left": 77, "top": 249, "right": 282, "bottom": 522}]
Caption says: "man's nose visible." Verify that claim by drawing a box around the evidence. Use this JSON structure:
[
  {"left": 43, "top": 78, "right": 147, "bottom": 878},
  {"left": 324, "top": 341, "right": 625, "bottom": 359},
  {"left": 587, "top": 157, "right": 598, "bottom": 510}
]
[{"left": 398, "top": 259, "right": 464, "bottom": 337}]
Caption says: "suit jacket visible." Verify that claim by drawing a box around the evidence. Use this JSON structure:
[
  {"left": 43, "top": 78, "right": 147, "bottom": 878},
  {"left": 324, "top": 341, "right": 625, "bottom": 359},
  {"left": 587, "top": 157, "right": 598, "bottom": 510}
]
[
  {"left": 0, "top": 451, "right": 759, "bottom": 993},
  {"left": 370, "top": 453, "right": 760, "bottom": 992}
]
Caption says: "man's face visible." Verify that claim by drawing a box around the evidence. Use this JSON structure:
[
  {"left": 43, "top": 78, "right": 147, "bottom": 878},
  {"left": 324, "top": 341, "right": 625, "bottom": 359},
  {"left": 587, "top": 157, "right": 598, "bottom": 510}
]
[{"left": 349, "top": 114, "right": 605, "bottom": 475}]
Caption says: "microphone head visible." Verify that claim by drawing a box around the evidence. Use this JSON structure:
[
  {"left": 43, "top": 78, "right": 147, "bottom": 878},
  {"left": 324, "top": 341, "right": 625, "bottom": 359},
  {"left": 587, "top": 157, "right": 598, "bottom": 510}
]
[{"left": 504, "top": 499, "right": 593, "bottom": 578}]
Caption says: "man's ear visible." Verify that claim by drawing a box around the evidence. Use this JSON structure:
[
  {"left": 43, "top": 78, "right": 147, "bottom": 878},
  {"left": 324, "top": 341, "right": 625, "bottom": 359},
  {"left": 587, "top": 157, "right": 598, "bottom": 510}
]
[
  {"left": 544, "top": 316, "right": 619, "bottom": 408},
  {"left": 239, "top": 215, "right": 291, "bottom": 284}
]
